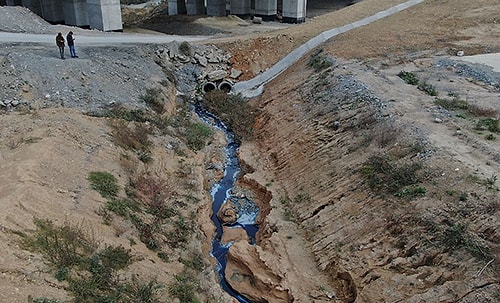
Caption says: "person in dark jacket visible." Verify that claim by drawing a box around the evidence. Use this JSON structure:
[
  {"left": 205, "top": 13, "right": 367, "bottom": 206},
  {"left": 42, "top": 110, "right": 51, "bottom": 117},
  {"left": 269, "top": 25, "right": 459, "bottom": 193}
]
[
  {"left": 66, "top": 31, "right": 78, "bottom": 58},
  {"left": 55, "top": 32, "right": 65, "bottom": 59}
]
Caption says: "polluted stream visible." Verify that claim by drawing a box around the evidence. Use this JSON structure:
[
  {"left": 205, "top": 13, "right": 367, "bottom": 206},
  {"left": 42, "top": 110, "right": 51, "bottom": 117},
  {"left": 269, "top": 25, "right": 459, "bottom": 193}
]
[{"left": 194, "top": 104, "right": 259, "bottom": 303}]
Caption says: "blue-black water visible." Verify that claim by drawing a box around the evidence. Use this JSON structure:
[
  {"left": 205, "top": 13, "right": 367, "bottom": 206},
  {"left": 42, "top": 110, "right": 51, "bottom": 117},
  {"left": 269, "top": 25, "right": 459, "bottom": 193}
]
[{"left": 195, "top": 104, "right": 259, "bottom": 303}]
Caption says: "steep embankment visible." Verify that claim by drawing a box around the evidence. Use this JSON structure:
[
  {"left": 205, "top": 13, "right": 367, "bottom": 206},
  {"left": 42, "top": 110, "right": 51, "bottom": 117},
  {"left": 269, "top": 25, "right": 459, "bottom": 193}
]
[
  {"left": 223, "top": 1, "right": 500, "bottom": 302},
  {"left": 235, "top": 6, "right": 500, "bottom": 302}
]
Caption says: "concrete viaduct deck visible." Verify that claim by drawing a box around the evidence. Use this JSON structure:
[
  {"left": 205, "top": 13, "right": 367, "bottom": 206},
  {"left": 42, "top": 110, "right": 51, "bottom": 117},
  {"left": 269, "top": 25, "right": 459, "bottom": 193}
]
[{"left": 0, "top": 0, "right": 308, "bottom": 32}]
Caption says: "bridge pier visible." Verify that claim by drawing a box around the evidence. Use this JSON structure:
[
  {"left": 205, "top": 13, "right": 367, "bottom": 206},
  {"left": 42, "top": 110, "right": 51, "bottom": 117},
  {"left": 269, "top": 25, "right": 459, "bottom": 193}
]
[
  {"left": 4, "top": 0, "right": 122, "bottom": 31},
  {"left": 230, "top": 0, "right": 251, "bottom": 17},
  {"left": 63, "top": 0, "right": 89, "bottom": 27},
  {"left": 186, "top": 0, "right": 205, "bottom": 15},
  {"left": 87, "top": 0, "right": 122, "bottom": 31},
  {"left": 282, "top": 0, "right": 307, "bottom": 23},
  {"left": 255, "top": 0, "right": 277, "bottom": 21},
  {"left": 207, "top": 0, "right": 226, "bottom": 16},
  {"left": 22, "top": 0, "right": 65, "bottom": 24},
  {"left": 169, "top": 0, "right": 306, "bottom": 23},
  {"left": 168, "top": 0, "right": 187, "bottom": 15}
]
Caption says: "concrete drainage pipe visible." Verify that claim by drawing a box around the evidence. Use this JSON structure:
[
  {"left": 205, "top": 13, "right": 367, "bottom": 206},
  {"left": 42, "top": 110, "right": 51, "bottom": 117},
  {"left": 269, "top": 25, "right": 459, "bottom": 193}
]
[
  {"left": 218, "top": 80, "right": 233, "bottom": 93},
  {"left": 202, "top": 82, "right": 217, "bottom": 93}
]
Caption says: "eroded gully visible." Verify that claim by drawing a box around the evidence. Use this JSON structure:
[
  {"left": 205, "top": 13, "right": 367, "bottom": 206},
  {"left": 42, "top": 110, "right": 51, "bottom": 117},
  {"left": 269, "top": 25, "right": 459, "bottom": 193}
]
[{"left": 195, "top": 104, "right": 259, "bottom": 303}]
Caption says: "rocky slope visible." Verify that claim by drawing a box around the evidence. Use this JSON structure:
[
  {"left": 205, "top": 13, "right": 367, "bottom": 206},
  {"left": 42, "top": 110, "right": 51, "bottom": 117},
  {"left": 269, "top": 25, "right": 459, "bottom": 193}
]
[{"left": 0, "top": 0, "right": 499, "bottom": 302}]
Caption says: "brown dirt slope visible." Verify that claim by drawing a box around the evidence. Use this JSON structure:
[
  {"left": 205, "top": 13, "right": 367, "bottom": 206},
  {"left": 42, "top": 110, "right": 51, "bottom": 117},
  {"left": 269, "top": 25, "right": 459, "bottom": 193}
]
[{"left": 234, "top": 0, "right": 499, "bottom": 302}]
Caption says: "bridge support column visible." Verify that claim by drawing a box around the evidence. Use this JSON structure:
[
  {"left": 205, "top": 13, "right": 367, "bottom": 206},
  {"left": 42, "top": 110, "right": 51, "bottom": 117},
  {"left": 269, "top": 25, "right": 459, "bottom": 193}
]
[
  {"left": 6, "top": 0, "right": 23, "bottom": 5},
  {"left": 22, "top": 0, "right": 64, "bottom": 24},
  {"left": 207, "top": 0, "right": 226, "bottom": 16},
  {"left": 63, "top": 0, "right": 89, "bottom": 27},
  {"left": 230, "top": 0, "right": 251, "bottom": 17},
  {"left": 255, "top": 0, "right": 277, "bottom": 21},
  {"left": 186, "top": 0, "right": 205, "bottom": 15},
  {"left": 168, "top": 0, "right": 187, "bottom": 15},
  {"left": 282, "top": 0, "right": 306, "bottom": 23},
  {"left": 87, "top": 0, "right": 123, "bottom": 31},
  {"left": 21, "top": 0, "right": 42, "bottom": 17}
]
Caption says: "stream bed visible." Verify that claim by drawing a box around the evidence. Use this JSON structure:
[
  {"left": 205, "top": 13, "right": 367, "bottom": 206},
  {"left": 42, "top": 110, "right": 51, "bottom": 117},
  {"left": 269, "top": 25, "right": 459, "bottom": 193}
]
[{"left": 195, "top": 104, "right": 259, "bottom": 303}]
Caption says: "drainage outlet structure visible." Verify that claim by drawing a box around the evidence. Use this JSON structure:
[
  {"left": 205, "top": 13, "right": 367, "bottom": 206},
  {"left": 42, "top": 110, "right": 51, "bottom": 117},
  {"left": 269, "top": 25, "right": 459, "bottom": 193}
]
[
  {"left": 202, "top": 82, "right": 217, "bottom": 93},
  {"left": 218, "top": 80, "right": 233, "bottom": 92}
]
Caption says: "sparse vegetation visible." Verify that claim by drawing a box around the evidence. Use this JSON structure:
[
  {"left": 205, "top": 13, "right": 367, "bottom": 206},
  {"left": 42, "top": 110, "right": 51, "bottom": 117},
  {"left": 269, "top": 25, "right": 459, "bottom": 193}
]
[
  {"left": 361, "top": 155, "right": 424, "bottom": 196},
  {"left": 435, "top": 97, "right": 468, "bottom": 111},
  {"left": 202, "top": 90, "right": 256, "bottom": 141},
  {"left": 280, "top": 196, "right": 296, "bottom": 222},
  {"left": 440, "top": 222, "right": 491, "bottom": 261},
  {"left": 109, "top": 119, "right": 153, "bottom": 162},
  {"left": 168, "top": 270, "right": 200, "bottom": 303},
  {"left": 30, "top": 298, "right": 59, "bottom": 303},
  {"left": 397, "top": 71, "right": 419, "bottom": 85},
  {"left": 141, "top": 87, "right": 165, "bottom": 114},
  {"left": 88, "top": 171, "right": 119, "bottom": 198},
  {"left": 417, "top": 81, "right": 438, "bottom": 96},
  {"left": 476, "top": 118, "right": 500, "bottom": 133},
  {"left": 308, "top": 48, "right": 334, "bottom": 72},
  {"left": 18, "top": 219, "right": 162, "bottom": 303},
  {"left": 398, "top": 71, "right": 438, "bottom": 96},
  {"left": 395, "top": 185, "right": 427, "bottom": 199}
]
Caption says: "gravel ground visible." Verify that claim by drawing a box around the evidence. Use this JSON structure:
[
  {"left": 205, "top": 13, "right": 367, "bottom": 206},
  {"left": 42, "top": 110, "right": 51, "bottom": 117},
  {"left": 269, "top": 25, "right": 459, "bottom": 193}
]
[{"left": 0, "top": 7, "right": 230, "bottom": 113}]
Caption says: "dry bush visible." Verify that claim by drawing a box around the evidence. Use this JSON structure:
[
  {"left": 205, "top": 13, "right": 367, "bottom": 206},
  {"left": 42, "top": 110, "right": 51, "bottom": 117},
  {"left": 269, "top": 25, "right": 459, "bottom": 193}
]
[
  {"left": 467, "top": 104, "right": 498, "bottom": 117},
  {"left": 374, "top": 121, "right": 400, "bottom": 147},
  {"left": 108, "top": 119, "right": 153, "bottom": 162}
]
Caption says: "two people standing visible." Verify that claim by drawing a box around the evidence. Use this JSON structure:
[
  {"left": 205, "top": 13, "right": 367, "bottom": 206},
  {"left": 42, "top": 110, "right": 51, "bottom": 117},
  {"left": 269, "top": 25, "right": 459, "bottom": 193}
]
[{"left": 55, "top": 31, "right": 78, "bottom": 60}]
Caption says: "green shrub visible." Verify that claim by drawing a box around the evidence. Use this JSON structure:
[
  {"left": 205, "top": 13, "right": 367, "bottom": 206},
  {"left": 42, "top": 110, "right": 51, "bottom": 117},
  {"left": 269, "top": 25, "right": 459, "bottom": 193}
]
[
  {"left": 485, "top": 133, "right": 496, "bottom": 140},
  {"left": 88, "top": 171, "right": 119, "bottom": 198},
  {"left": 21, "top": 218, "right": 161, "bottom": 303},
  {"left": 168, "top": 271, "right": 200, "bottom": 303},
  {"left": 418, "top": 81, "right": 438, "bottom": 96},
  {"left": 202, "top": 90, "right": 256, "bottom": 141},
  {"left": 22, "top": 219, "right": 97, "bottom": 270},
  {"left": 395, "top": 185, "right": 427, "bottom": 199},
  {"left": 307, "top": 49, "right": 333, "bottom": 72},
  {"left": 476, "top": 118, "right": 500, "bottom": 133},
  {"left": 434, "top": 97, "right": 468, "bottom": 110},
  {"left": 185, "top": 122, "right": 213, "bottom": 151},
  {"left": 126, "top": 278, "right": 163, "bottom": 303},
  {"left": 397, "top": 71, "right": 419, "bottom": 85},
  {"left": 87, "top": 105, "right": 151, "bottom": 123},
  {"left": 441, "top": 223, "right": 491, "bottom": 260},
  {"left": 361, "top": 155, "right": 423, "bottom": 195}
]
